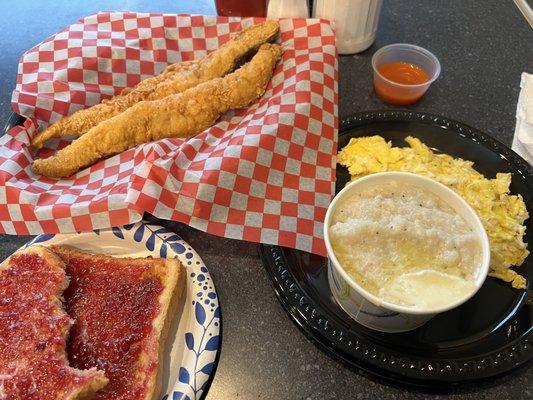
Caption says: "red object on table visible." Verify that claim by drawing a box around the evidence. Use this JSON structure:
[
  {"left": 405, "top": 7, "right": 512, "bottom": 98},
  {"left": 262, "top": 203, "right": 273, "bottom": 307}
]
[{"left": 215, "top": 0, "right": 268, "bottom": 17}]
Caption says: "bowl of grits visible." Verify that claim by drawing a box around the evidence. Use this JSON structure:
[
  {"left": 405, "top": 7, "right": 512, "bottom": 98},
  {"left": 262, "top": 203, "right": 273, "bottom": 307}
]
[{"left": 324, "top": 172, "right": 490, "bottom": 332}]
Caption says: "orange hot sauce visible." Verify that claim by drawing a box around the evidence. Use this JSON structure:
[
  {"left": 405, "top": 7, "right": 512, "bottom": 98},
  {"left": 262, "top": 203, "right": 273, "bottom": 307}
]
[{"left": 374, "top": 62, "right": 430, "bottom": 105}]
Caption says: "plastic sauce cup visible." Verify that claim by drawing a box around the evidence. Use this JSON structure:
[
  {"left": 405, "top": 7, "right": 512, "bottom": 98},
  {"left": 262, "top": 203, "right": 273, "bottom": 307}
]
[{"left": 372, "top": 43, "right": 441, "bottom": 105}]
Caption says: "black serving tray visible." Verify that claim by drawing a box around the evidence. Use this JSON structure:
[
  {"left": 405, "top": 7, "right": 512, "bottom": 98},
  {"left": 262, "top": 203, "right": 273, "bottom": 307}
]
[{"left": 260, "top": 110, "right": 532, "bottom": 388}]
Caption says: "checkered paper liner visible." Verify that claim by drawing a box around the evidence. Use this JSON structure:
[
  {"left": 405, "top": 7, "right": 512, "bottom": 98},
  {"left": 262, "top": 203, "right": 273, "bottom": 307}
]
[{"left": 1, "top": 12, "right": 338, "bottom": 256}]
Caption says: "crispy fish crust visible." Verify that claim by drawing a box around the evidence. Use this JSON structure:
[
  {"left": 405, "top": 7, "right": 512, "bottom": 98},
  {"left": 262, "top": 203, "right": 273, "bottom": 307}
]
[
  {"left": 119, "top": 60, "right": 195, "bottom": 95},
  {"left": 31, "top": 20, "right": 280, "bottom": 149},
  {"left": 33, "top": 43, "right": 282, "bottom": 178}
]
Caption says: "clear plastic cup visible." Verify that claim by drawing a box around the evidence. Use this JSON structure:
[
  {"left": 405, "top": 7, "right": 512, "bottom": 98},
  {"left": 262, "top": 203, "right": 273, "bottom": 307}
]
[{"left": 371, "top": 43, "right": 441, "bottom": 105}]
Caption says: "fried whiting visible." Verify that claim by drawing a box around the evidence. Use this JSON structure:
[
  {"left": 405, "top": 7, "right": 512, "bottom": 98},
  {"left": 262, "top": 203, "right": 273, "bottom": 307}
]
[
  {"left": 31, "top": 20, "right": 280, "bottom": 149},
  {"left": 32, "top": 44, "right": 282, "bottom": 178},
  {"left": 119, "top": 60, "right": 195, "bottom": 95}
]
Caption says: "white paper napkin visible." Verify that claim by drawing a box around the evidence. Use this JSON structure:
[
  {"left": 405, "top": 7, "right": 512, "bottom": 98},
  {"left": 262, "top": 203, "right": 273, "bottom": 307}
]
[{"left": 512, "top": 72, "right": 533, "bottom": 165}]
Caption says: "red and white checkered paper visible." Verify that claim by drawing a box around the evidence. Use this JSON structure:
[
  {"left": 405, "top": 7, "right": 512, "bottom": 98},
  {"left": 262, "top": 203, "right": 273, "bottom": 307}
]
[{"left": 1, "top": 12, "right": 338, "bottom": 255}]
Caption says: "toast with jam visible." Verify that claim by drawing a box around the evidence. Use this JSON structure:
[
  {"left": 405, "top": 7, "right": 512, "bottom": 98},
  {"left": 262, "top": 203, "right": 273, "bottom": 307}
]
[
  {"left": 0, "top": 246, "right": 108, "bottom": 400},
  {"left": 50, "top": 245, "right": 185, "bottom": 400}
]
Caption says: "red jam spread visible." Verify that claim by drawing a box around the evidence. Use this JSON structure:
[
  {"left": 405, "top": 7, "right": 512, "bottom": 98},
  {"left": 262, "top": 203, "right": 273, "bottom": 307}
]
[
  {"left": 59, "top": 251, "right": 165, "bottom": 400},
  {"left": 0, "top": 252, "right": 101, "bottom": 399}
]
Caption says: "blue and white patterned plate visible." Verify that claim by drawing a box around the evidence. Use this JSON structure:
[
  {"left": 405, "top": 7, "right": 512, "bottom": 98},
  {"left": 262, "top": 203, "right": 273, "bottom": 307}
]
[{"left": 24, "top": 221, "right": 220, "bottom": 400}]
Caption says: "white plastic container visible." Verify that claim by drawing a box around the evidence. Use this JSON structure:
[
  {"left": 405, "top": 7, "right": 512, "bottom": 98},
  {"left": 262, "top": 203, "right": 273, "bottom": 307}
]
[
  {"left": 313, "top": 0, "right": 383, "bottom": 54},
  {"left": 267, "top": 0, "right": 309, "bottom": 18},
  {"left": 324, "top": 172, "right": 491, "bottom": 333}
]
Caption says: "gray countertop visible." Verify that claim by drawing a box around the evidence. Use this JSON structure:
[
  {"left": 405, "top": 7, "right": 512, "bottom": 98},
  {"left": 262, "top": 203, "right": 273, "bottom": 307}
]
[{"left": 0, "top": 1, "right": 531, "bottom": 399}]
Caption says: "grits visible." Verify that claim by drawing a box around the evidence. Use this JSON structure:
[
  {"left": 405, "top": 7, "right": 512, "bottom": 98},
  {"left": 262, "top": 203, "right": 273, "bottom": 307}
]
[
  {"left": 329, "top": 182, "right": 483, "bottom": 309},
  {"left": 337, "top": 135, "right": 529, "bottom": 289}
]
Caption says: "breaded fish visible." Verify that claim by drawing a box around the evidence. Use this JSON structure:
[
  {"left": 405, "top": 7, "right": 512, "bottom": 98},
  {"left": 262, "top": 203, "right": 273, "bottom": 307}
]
[
  {"left": 31, "top": 20, "right": 280, "bottom": 149},
  {"left": 32, "top": 43, "right": 282, "bottom": 178},
  {"left": 119, "top": 60, "right": 195, "bottom": 95}
]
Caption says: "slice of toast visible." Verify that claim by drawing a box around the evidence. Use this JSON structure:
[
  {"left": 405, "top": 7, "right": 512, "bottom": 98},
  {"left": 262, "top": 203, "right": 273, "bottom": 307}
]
[
  {"left": 0, "top": 246, "right": 108, "bottom": 400},
  {"left": 50, "top": 245, "right": 185, "bottom": 400}
]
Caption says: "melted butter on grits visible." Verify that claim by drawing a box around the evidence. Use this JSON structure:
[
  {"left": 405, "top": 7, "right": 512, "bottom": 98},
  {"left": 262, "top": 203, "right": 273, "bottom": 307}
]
[
  {"left": 329, "top": 182, "right": 482, "bottom": 309},
  {"left": 384, "top": 270, "right": 476, "bottom": 310},
  {"left": 337, "top": 135, "right": 529, "bottom": 289}
]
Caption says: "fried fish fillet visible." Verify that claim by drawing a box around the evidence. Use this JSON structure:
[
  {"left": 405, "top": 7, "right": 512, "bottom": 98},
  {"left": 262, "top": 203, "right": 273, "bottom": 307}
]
[
  {"left": 32, "top": 43, "right": 282, "bottom": 178},
  {"left": 119, "top": 60, "right": 195, "bottom": 95},
  {"left": 31, "top": 20, "right": 280, "bottom": 149}
]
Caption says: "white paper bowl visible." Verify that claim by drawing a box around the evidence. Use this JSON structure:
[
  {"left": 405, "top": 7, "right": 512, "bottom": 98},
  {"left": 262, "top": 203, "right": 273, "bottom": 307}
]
[{"left": 324, "top": 172, "right": 490, "bottom": 333}]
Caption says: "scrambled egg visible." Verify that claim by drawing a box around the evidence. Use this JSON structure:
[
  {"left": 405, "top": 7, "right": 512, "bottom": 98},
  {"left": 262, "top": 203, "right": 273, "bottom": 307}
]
[{"left": 337, "top": 135, "right": 529, "bottom": 289}]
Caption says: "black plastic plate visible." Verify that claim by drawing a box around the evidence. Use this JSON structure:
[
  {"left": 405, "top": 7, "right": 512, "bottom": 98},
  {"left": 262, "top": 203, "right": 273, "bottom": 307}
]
[{"left": 260, "top": 110, "right": 532, "bottom": 387}]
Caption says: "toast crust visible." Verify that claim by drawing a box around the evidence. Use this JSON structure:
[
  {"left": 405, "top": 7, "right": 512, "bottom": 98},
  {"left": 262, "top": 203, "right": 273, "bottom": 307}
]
[
  {"left": 0, "top": 246, "right": 108, "bottom": 400},
  {"left": 49, "top": 245, "right": 185, "bottom": 400},
  {"left": 149, "top": 258, "right": 185, "bottom": 400}
]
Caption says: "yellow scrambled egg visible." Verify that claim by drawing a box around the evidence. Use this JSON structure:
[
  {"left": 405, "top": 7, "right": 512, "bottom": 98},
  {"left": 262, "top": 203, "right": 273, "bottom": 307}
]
[{"left": 337, "top": 135, "right": 529, "bottom": 289}]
